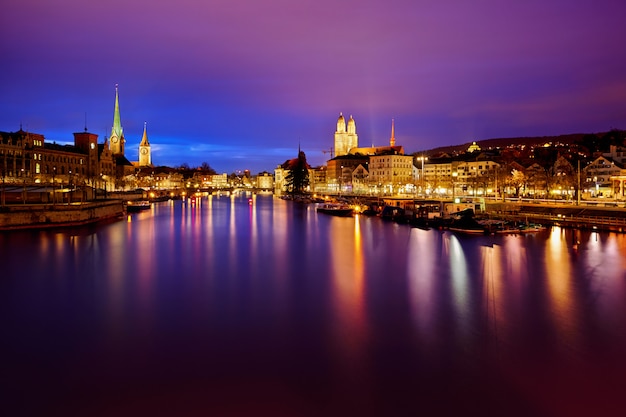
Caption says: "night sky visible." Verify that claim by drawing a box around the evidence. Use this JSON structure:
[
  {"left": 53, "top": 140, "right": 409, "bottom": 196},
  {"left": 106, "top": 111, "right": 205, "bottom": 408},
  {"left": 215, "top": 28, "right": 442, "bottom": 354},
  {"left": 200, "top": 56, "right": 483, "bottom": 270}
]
[{"left": 2, "top": 0, "right": 625, "bottom": 174}]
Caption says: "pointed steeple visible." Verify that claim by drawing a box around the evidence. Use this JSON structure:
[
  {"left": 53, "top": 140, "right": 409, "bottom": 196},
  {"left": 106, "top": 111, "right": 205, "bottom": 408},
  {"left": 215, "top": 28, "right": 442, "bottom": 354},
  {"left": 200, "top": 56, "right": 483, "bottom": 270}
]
[
  {"left": 389, "top": 119, "right": 396, "bottom": 147},
  {"left": 140, "top": 121, "right": 150, "bottom": 146},
  {"left": 111, "top": 84, "right": 123, "bottom": 139},
  {"left": 109, "top": 84, "right": 125, "bottom": 155}
]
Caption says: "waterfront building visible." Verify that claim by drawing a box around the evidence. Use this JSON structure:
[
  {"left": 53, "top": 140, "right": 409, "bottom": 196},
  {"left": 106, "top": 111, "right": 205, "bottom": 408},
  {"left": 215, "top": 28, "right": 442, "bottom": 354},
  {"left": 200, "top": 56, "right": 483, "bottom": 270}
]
[
  {"left": 368, "top": 151, "right": 414, "bottom": 194},
  {"left": 422, "top": 158, "right": 454, "bottom": 195},
  {"left": 584, "top": 155, "right": 623, "bottom": 198},
  {"left": 274, "top": 165, "right": 286, "bottom": 195},
  {"left": 135, "top": 167, "right": 184, "bottom": 190},
  {"left": 256, "top": 172, "right": 274, "bottom": 191},
  {"left": 523, "top": 162, "right": 547, "bottom": 197},
  {"left": 326, "top": 154, "right": 369, "bottom": 194},
  {"left": 326, "top": 116, "right": 415, "bottom": 194},
  {"left": 1, "top": 86, "right": 160, "bottom": 194},
  {"left": 351, "top": 163, "right": 370, "bottom": 194},
  {"left": 454, "top": 158, "right": 500, "bottom": 196},
  {"left": 309, "top": 166, "right": 327, "bottom": 193},
  {"left": 188, "top": 171, "right": 229, "bottom": 189},
  {"left": 600, "top": 145, "right": 626, "bottom": 200},
  {"left": 0, "top": 127, "right": 116, "bottom": 196}
]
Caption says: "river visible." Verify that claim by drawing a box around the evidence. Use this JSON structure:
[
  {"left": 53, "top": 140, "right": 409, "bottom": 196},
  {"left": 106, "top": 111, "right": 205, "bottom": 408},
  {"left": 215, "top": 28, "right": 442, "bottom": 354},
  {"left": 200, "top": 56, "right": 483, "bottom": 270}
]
[{"left": 2, "top": 194, "right": 626, "bottom": 416}]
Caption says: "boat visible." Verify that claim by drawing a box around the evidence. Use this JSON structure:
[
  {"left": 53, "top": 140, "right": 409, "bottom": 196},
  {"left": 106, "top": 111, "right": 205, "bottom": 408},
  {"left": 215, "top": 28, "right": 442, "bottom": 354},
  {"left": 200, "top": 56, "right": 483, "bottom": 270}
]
[
  {"left": 316, "top": 203, "right": 353, "bottom": 217},
  {"left": 517, "top": 223, "right": 546, "bottom": 233},
  {"left": 445, "top": 208, "right": 488, "bottom": 235},
  {"left": 125, "top": 200, "right": 151, "bottom": 212},
  {"left": 379, "top": 205, "right": 408, "bottom": 223},
  {"left": 489, "top": 220, "right": 546, "bottom": 234}
]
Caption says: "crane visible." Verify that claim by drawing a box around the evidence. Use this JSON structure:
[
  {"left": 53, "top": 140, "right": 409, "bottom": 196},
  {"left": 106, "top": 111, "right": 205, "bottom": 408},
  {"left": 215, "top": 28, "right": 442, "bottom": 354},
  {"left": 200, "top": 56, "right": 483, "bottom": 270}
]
[{"left": 321, "top": 147, "right": 334, "bottom": 159}]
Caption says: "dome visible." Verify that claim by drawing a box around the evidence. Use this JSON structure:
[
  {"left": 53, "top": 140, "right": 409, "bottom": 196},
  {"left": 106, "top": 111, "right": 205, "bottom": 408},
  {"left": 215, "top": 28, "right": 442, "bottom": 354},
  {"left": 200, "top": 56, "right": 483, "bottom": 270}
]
[
  {"left": 347, "top": 115, "right": 356, "bottom": 134},
  {"left": 336, "top": 112, "right": 346, "bottom": 132}
]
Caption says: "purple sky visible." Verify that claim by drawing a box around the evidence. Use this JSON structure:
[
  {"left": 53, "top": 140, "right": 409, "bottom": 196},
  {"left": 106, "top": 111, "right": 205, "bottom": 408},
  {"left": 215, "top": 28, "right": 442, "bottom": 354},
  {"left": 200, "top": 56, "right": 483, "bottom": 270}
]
[{"left": 2, "top": 0, "right": 625, "bottom": 173}]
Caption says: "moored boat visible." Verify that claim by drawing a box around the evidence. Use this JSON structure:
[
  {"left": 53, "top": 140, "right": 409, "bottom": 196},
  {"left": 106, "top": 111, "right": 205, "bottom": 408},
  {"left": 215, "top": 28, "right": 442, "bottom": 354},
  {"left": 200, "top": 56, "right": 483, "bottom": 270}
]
[
  {"left": 316, "top": 203, "right": 353, "bottom": 217},
  {"left": 125, "top": 200, "right": 151, "bottom": 212}
]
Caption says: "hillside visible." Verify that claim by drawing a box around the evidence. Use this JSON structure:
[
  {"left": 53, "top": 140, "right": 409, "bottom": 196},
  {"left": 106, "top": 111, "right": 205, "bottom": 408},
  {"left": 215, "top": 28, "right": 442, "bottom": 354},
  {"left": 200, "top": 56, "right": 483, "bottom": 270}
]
[{"left": 419, "top": 132, "right": 599, "bottom": 156}]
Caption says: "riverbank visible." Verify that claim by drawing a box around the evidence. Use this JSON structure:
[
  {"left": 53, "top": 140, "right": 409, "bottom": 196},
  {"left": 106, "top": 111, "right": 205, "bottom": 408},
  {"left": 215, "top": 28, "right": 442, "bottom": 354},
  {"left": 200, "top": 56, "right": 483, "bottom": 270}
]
[
  {"left": 484, "top": 201, "right": 626, "bottom": 233},
  {"left": 315, "top": 195, "right": 626, "bottom": 233},
  {"left": 0, "top": 200, "right": 125, "bottom": 231}
]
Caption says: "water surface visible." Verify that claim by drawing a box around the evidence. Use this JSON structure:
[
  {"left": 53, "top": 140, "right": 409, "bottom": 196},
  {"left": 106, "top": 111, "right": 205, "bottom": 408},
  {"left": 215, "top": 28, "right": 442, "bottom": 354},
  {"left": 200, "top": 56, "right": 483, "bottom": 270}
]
[{"left": 2, "top": 195, "right": 626, "bottom": 416}]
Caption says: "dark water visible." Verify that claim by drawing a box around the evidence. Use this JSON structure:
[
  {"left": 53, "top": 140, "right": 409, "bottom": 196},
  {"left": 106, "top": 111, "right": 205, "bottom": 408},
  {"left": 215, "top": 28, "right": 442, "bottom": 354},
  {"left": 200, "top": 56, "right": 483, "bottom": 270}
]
[{"left": 2, "top": 195, "right": 626, "bottom": 417}]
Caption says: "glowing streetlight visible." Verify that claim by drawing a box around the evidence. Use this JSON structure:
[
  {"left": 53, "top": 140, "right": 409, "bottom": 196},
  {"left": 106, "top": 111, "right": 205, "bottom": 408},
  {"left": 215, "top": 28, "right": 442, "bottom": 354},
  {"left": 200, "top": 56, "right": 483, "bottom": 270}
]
[
  {"left": 452, "top": 171, "right": 458, "bottom": 200},
  {"left": 416, "top": 156, "right": 428, "bottom": 192}
]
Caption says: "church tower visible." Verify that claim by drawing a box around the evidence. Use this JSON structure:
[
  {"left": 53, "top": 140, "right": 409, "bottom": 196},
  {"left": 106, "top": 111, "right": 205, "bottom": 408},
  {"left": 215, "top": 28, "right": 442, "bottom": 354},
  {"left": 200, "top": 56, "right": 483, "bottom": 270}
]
[
  {"left": 139, "top": 122, "right": 152, "bottom": 166},
  {"left": 334, "top": 113, "right": 358, "bottom": 157},
  {"left": 109, "top": 84, "right": 125, "bottom": 156},
  {"left": 390, "top": 119, "right": 396, "bottom": 147}
]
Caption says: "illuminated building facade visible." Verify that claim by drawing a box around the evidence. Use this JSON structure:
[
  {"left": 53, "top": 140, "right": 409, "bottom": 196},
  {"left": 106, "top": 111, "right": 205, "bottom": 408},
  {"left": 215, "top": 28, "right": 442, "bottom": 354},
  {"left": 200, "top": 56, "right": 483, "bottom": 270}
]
[
  {"left": 334, "top": 113, "right": 358, "bottom": 157},
  {"left": 138, "top": 122, "right": 152, "bottom": 167},
  {"left": 0, "top": 127, "right": 116, "bottom": 190}
]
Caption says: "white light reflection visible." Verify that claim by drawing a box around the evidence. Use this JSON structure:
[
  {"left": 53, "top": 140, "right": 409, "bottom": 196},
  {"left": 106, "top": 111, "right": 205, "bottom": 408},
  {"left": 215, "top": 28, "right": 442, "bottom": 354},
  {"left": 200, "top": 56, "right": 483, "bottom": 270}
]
[
  {"left": 448, "top": 234, "right": 469, "bottom": 315},
  {"left": 407, "top": 228, "right": 438, "bottom": 340}
]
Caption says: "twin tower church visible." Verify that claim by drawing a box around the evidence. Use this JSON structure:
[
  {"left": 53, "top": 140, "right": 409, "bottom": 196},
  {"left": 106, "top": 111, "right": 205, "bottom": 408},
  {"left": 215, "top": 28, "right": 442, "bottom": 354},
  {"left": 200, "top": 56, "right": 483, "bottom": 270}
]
[
  {"left": 108, "top": 85, "right": 152, "bottom": 168},
  {"left": 333, "top": 112, "right": 399, "bottom": 157}
]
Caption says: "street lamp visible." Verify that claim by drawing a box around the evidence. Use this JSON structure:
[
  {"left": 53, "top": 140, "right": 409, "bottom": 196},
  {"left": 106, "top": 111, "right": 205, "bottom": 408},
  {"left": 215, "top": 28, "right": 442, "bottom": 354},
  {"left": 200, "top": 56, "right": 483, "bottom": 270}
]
[
  {"left": 417, "top": 156, "right": 428, "bottom": 194},
  {"left": 21, "top": 168, "right": 25, "bottom": 204},
  {"left": 452, "top": 171, "right": 458, "bottom": 201},
  {"left": 52, "top": 166, "right": 56, "bottom": 205},
  {"left": 339, "top": 165, "right": 343, "bottom": 196}
]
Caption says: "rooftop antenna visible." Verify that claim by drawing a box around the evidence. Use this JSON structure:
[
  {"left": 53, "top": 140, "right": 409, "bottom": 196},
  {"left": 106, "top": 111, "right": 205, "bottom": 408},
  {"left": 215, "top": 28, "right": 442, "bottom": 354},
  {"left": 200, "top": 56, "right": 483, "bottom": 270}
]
[{"left": 84, "top": 112, "right": 88, "bottom": 132}]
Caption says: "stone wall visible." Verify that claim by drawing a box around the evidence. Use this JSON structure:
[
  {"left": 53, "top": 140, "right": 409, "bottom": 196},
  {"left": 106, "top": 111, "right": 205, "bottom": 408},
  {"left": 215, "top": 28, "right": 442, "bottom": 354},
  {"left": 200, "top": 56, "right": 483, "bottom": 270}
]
[{"left": 0, "top": 200, "right": 125, "bottom": 230}]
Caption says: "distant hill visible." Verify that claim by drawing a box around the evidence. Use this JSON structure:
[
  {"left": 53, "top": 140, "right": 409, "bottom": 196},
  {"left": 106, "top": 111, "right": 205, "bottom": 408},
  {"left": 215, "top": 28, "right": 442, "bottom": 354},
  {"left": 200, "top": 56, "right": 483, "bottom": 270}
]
[{"left": 419, "top": 132, "right": 601, "bottom": 156}]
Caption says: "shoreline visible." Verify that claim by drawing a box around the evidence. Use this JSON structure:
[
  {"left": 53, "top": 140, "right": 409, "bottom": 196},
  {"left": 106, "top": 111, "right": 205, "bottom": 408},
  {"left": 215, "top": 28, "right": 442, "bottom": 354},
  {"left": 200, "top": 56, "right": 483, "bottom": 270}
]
[{"left": 0, "top": 200, "right": 126, "bottom": 231}]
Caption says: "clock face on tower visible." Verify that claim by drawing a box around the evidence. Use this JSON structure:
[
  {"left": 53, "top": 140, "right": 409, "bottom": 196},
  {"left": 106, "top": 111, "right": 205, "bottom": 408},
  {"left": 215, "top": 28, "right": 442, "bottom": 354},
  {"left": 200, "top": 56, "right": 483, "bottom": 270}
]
[
  {"left": 141, "top": 148, "right": 148, "bottom": 155},
  {"left": 111, "top": 137, "right": 118, "bottom": 144}
]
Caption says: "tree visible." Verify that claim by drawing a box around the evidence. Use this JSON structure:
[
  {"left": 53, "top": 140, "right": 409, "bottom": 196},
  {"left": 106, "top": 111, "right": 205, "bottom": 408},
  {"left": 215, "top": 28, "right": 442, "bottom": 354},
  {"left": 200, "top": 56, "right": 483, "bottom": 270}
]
[
  {"left": 506, "top": 169, "right": 527, "bottom": 197},
  {"left": 284, "top": 150, "right": 310, "bottom": 195},
  {"left": 200, "top": 162, "right": 216, "bottom": 174}
]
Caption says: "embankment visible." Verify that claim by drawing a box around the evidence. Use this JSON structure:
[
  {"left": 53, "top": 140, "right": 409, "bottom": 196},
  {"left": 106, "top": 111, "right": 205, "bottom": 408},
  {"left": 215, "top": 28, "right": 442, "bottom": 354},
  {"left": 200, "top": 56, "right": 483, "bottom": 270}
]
[
  {"left": 0, "top": 200, "right": 125, "bottom": 230},
  {"left": 485, "top": 202, "right": 626, "bottom": 233}
]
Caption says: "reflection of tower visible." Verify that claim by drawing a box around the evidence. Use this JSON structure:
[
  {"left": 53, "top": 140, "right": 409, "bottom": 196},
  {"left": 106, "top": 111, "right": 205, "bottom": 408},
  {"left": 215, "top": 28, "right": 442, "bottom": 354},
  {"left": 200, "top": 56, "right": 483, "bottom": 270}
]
[
  {"left": 334, "top": 113, "right": 358, "bottom": 157},
  {"left": 390, "top": 119, "right": 395, "bottom": 147},
  {"left": 109, "top": 84, "right": 125, "bottom": 156},
  {"left": 139, "top": 121, "right": 151, "bottom": 166}
]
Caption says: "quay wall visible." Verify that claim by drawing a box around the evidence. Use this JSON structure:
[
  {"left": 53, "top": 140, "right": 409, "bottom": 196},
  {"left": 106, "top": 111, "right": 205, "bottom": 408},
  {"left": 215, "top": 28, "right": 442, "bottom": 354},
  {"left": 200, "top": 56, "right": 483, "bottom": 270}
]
[
  {"left": 0, "top": 200, "right": 125, "bottom": 230},
  {"left": 484, "top": 201, "right": 626, "bottom": 233}
]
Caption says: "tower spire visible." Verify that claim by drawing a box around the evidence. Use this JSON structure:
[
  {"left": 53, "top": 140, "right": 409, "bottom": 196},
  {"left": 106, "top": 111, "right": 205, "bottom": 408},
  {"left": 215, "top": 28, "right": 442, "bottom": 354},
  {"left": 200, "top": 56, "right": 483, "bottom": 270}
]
[
  {"left": 140, "top": 121, "right": 149, "bottom": 146},
  {"left": 112, "top": 84, "right": 122, "bottom": 138},
  {"left": 390, "top": 118, "right": 395, "bottom": 147},
  {"left": 109, "top": 84, "right": 125, "bottom": 155}
]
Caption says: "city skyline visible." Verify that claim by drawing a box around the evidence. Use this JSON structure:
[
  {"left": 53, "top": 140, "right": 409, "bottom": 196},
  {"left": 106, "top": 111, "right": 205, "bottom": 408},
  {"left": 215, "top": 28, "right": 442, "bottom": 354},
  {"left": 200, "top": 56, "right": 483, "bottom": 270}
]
[{"left": 2, "top": 0, "right": 625, "bottom": 174}]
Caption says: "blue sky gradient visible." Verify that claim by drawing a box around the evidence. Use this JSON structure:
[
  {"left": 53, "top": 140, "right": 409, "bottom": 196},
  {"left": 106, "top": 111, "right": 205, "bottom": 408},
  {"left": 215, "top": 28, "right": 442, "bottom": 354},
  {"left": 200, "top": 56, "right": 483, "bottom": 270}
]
[{"left": 2, "top": 0, "right": 625, "bottom": 173}]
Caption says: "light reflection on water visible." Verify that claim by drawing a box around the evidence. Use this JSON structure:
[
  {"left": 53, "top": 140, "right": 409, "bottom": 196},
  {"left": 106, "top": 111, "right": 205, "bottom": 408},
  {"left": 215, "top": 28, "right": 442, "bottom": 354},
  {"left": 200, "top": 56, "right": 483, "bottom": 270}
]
[{"left": 2, "top": 195, "right": 626, "bottom": 416}]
